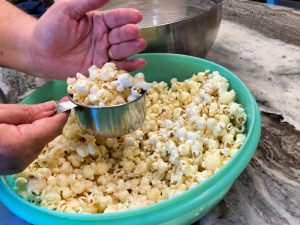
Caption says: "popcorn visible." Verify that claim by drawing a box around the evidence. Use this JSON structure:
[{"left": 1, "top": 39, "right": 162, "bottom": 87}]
[
  {"left": 195, "top": 117, "right": 207, "bottom": 130},
  {"left": 219, "top": 90, "right": 235, "bottom": 104},
  {"left": 127, "top": 88, "right": 142, "bottom": 102},
  {"left": 44, "top": 192, "right": 61, "bottom": 204},
  {"left": 75, "top": 80, "right": 89, "bottom": 95},
  {"left": 222, "top": 134, "right": 234, "bottom": 147},
  {"left": 27, "top": 176, "right": 47, "bottom": 196},
  {"left": 169, "top": 149, "right": 180, "bottom": 165},
  {"left": 118, "top": 73, "right": 132, "bottom": 87},
  {"left": 88, "top": 94, "right": 98, "bottom": 104},
  {"left": 82, "top": 165, "right": 95, "bottom": 180},
  {"left": 76, "top": 144, "right": 89, "bottom": 158},
  {"left": 62, "top": 187, "right": 73, "bottom": 199},
  {"left": 236, "top": 133, "right": 246, "bottom": 143},
  {"left": 71, "top": 181, "right": 86, "bottom": 194},
  {"left": 67, "top": 63, "right": 152, "bottom": 106},
  {"left": 181, "top": 164, "right": 198, "bottom": 176},
  {"left": 191, "top": 140, "right": 203, "bottom": 157},
  {"left": 178, "top": 142, "right": 192, "bottom": 156},
  {"left": 161, "top": 119, "right": 175, "bottom": 129},
  {"left": 175, "top": 127, "right": 187, "bottom": 139},
  {"left": 202, "top": 149, "right": 222, "bottom": 171},
  {"left": 15, "top": 70, "right": 247, "bottom": 214},
  {"left": 87, "top": 144, "right": 97, "bottom": 156}
]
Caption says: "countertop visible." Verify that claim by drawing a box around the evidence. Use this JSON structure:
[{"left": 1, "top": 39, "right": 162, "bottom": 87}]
[{"left": 0, "top": 0, "right": 299, "bottom": 224}]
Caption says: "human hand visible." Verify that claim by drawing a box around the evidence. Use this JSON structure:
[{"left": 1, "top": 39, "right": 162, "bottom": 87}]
[
  {"left": 24, "top": 0, "right": 147, "bottom": 79},
  {"left": 0, "top": 101, "right": 69, "bottom": 175}
]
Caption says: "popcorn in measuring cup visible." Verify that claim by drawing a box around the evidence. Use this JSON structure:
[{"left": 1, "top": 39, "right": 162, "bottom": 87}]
[{"left": 67, "top": 63, "right": 152, "bottom": 106}]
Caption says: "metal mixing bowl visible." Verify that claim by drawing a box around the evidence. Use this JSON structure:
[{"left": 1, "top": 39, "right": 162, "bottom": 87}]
[{"left": 101, "top": 0, "right": 222, "bottom": 57}]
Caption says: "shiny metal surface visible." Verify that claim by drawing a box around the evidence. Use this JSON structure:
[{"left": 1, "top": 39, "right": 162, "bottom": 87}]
[
  {"left": 69, "top": 94, "right": 146, "bottom": 138},
  {"left": 56, "top": 101, "right": 77, "bottom": 113},
  {"left": 101, "top": 0, "right": 222, "bottom": 57}
]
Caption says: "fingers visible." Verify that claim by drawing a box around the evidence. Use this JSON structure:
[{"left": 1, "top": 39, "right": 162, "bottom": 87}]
[
  {"left": 0, "top": 111, "right": 69, "bottom": 174},
  {"left": 59, "top": 96, "right": 69, "bottom": 103},
  {"left": 59, "top": 0, "right": 143, "bottom": 27},
  {"left": 112, "top": 58, "right": 147, "bottom": 72},
  {"left": 17, "top": 112, "right": 69, "bottom": 150},
  {"left": 102, "top": 8, "right": 143, "bottom": 29},
  {"left": 108, "top": 24, "right": 140, "bottom": 45},
  {"left": 62, "top": 0, "right": 109, "bottom": 20},
  {"left": 109, "top": 38, "right": 147, "bottom": 60},
  {"left": 0, "top": 101, "right": 57, "bottom": 125}
]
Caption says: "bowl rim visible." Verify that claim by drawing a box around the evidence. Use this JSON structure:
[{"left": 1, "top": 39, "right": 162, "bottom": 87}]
[
  {"left": 68, "top": 91, "right": 146, "bottom": 109},
  {"left": 140, "top": 0, "right": 223, "bottom": 29},
  {"left": 0, "top": 53, "right": 261, "bottom": 220}
]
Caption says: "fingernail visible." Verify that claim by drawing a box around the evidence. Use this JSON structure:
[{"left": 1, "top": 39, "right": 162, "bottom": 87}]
[
  {"left": 40, "top": 101, "right": 56, "bottom": 111},
  {"left": 135, "top": 58, "right": 147, "bottom": 66}
]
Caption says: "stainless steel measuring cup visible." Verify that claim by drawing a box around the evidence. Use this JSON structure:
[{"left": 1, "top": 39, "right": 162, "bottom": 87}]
[{"left": 57, "top": 93, "right": 146, "bottom": 138}]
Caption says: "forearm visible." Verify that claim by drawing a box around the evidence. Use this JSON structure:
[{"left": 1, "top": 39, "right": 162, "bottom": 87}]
[
  {"left": 0, "top": 0, "right": 37, "bottom": 75},
  {"left": 0, "top": 0, "right": 147, "bottom": 79}
]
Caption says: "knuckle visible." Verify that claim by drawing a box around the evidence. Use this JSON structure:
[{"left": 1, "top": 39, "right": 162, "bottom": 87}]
[
  {"left": 109, "top": 9, "right": 120, "bottom": 27},
  {"left": 56, "top": 0, "right": 71, "bottom": 10},
  {"left": 21, "top": 105, "right": 39, "bottom": 123}
]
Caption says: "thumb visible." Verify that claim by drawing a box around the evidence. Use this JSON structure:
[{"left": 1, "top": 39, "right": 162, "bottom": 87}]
[
  {"left": 0, "top": 101, "right": 57, "bottom": 125},
  {"left": 18, "top": 112, "right": 70, "bottom": 151},
  {"left": 62, "top": 0, "right": 109, "bottom": 20}
]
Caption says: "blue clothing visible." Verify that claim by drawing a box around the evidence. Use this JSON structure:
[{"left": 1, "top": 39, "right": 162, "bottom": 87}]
[{"left": 14, "top": 0, "right": 51, "bottom": 18}]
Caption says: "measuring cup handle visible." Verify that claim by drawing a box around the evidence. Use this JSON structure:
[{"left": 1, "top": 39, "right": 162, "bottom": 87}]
[{"left": 56, "top": 101, "right": 77, "bottom": 113}]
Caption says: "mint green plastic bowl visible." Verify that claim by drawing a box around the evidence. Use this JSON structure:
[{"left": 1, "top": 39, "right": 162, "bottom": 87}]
[{"left": 0, "top": 53, "right": 261, "bottom": 225}]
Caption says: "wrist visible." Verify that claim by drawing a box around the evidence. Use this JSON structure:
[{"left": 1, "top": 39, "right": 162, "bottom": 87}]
[
  {"left": 0, "top": 0, "right": 39, "bottom": 75},
  {"left": 18, "top": 20, "right": 44, "bottom": 77},
  {"left": 19, "top": 18, "right": 63, "bottom": 79}
]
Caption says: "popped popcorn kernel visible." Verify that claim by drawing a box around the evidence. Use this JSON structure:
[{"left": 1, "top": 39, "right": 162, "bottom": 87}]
[{"left": 67, "top": 63, "right": 152, "bottom": 106}]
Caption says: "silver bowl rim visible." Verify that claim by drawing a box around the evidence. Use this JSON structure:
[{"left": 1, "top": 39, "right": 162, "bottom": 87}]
[
  {"left": 68, "top": 91, "right": 146, "bottom": 109},
  {"left": 139, "top": 0, "right": 223, "bottom": 29}
]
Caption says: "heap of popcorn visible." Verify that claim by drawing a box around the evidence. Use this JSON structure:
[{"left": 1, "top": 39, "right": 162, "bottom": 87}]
[
  {"left": 67, "top": 63, "right": 151, "bottom": 106},
  {"left": 14, "top": 65, "right": 247, "bottom": 214}
]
